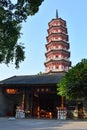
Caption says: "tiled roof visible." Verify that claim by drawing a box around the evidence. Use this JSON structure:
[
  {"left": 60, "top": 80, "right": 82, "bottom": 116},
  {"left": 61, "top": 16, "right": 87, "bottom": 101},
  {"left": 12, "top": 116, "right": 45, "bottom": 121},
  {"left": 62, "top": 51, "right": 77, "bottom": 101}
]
[{"left": 0, "top": 73, "right": 65, "bottom": 85}]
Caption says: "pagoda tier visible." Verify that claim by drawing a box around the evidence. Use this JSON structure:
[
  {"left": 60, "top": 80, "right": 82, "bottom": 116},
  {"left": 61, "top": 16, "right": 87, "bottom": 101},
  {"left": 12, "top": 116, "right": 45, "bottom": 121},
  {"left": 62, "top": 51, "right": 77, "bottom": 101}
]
[
  {"left": 46, "top": 41, "right": 69, "bottom": 50},
  {"left": 44, "top": 10, "right": 71, "bottom": 74},
  {"left": 45, "top": 60, "right": 71, "bottom": 73},
  {"left": 45, "top": 50, "right": 70, "bottom": 62}
]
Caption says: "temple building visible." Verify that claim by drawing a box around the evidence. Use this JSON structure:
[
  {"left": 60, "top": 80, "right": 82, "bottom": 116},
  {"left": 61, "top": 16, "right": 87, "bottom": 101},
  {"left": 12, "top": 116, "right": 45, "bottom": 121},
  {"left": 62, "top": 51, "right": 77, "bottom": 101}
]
[{"left": 0, "top": 10, "right": 76, "bottom": 119}]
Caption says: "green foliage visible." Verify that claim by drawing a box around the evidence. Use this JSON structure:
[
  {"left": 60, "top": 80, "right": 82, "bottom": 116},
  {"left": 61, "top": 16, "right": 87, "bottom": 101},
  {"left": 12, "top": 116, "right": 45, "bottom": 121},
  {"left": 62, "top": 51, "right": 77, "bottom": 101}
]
[
  {"left": 0, "top": 0, "right": 44, "bottom": 22},
  {"left": 37, "top": 71, "right": 43, "bottom": 75},
  {"left": 0, "top": 17, "right": 25, "bottom": 68},
  {"left": 57, "top": 59, "right": 87, "bottom": 100},
  {"left": 0, "top": 0, "right": 44, "bottom": 68}
]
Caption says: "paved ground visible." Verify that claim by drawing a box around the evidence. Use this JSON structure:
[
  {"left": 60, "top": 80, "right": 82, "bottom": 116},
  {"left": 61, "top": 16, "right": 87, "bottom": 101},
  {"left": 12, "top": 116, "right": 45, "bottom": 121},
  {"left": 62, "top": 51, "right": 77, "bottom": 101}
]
[{"left": 0, "top": 118, "right": 87, "bottom": 130}]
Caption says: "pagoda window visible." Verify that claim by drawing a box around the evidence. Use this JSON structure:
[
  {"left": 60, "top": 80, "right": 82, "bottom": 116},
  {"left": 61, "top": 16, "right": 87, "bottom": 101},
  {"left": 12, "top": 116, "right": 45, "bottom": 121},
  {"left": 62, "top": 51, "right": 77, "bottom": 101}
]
[
  {"left": 59, "top": 55, "right": 61, "bottom": 58},
  {"left": 53, "top": 46, "right": 55, "bottom": 49},
  {"left": 58, "top": 29, "right": 61, "bottom": 32},
  {"left": 58, "top": 22, "right": 60, "bottom": 26},
  {"left": 53, "top": 65, "right": 55, "bottom": 69},
  {"left": 53, "top": 55, "right": 55, "bottom": 58},
  {"left": 58, "top": 45, "right": 62, "bottom": 49},
  {"left": 59, "top": 65, "right": 62, "bottom": 69},
  {"left": 58, "top": 37, "right": 61, "bottom": 40}
]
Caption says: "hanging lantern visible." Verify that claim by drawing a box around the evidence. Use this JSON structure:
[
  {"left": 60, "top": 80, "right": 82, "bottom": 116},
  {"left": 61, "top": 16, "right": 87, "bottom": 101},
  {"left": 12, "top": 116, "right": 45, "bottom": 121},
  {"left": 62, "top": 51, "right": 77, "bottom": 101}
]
[{"left": 6, "top": 88, "right": 18, "bottom": 94}]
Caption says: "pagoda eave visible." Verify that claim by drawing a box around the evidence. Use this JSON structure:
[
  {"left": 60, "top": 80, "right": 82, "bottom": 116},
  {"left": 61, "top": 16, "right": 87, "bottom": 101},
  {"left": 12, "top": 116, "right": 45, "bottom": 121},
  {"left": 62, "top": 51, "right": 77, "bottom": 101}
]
[
  {"left": 48, "top": 18, "right": 66, "bottom": 26},
  {"left": 46, "top": 41, "right": 69, "bottom": 49},
  {"left": 45, "top": 49, "right": 70, "bottom": 56},
  {"left": 47, "top": 25, "right": 67, "bottom": 32},
  {"left": 46, "top": 33, "right": 68, "bottom": 40},
  {"left": 44, "top": 59, "right": 71, "bottom": 65}
]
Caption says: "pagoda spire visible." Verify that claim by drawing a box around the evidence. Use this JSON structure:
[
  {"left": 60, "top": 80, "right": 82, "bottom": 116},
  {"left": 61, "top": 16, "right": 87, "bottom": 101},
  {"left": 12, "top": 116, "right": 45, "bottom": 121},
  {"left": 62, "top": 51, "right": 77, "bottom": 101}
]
[{"left": 56, "top": 9, "right": 58, "bottom": 18}]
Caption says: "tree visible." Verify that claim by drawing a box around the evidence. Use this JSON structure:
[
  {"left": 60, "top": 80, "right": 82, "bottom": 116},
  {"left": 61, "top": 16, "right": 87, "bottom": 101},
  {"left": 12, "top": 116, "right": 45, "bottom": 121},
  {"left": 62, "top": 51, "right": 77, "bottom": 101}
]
[
  {"left": 37, "top": 71, "right": 44, "bottom": 75},
  {"left": 0, "top": 0, "right": 44, "bottom": 68},
  {"left": 57, "top": 59, "right": 87, "bottom": 100}
]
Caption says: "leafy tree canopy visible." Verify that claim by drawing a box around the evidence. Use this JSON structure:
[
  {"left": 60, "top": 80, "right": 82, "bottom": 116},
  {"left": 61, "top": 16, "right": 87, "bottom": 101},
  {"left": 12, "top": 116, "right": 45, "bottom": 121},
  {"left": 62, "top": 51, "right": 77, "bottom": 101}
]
[
  {"left": 37, "top": 71, "right": 44, "bottom": 75},
  {"left": 57, "top": 59, "right": 87, "bottom": 100},
  {"left": 0, "top": 0, "right": 44, "bottom": 68}
]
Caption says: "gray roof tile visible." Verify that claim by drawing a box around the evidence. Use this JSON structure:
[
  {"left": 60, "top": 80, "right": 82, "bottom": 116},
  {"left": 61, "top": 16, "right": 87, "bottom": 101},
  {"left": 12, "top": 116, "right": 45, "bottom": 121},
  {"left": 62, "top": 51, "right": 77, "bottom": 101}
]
[{"left": 0, "top": 73, "right": 64, "bottom": 85}]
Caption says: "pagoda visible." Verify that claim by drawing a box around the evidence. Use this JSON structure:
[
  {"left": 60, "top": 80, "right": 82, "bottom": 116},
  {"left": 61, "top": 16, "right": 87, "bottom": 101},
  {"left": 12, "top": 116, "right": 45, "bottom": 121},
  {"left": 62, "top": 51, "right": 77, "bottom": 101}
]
[{"left": 44, "top": 10, "right": 71, "bottom": 74}]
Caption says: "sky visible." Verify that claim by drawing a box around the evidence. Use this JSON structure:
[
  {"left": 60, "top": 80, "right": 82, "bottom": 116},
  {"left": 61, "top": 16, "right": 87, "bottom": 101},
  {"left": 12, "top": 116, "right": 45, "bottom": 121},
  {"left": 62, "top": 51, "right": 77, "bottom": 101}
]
[{"left": 0, "top": 0, "right": 87, "bottom": 80}]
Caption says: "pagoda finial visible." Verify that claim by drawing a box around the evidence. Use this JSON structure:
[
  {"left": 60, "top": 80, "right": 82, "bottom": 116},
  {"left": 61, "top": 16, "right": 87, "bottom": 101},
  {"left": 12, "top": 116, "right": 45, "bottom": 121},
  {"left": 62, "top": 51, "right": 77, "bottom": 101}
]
[{"left": 56, "top": 9, "right": 58, "bottom": 18}]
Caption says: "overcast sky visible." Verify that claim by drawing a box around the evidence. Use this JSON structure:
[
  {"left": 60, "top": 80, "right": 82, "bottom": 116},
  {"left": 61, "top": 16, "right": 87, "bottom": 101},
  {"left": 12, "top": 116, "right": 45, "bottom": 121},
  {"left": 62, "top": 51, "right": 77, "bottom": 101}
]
[{"left": 0, "top": 0, "right": 87, "bottom": 80}]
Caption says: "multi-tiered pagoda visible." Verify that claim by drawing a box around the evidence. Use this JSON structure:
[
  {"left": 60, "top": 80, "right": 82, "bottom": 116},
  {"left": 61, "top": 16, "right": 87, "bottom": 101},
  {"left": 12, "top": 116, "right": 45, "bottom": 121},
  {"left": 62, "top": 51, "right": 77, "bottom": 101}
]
[{"left": 44, "top": 10, "right": 71, "bottom": 74}]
